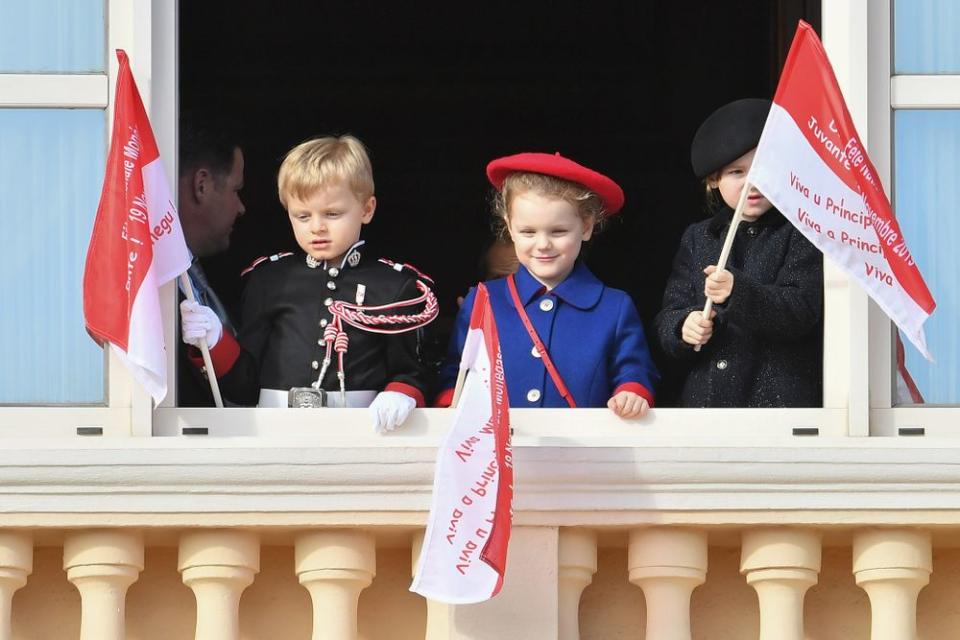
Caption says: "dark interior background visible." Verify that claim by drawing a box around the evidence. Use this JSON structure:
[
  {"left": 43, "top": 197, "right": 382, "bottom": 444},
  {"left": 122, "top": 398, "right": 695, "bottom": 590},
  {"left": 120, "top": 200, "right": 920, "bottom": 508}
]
[{"left": 181, "top": 0, "right": 820, "bottom": 406}]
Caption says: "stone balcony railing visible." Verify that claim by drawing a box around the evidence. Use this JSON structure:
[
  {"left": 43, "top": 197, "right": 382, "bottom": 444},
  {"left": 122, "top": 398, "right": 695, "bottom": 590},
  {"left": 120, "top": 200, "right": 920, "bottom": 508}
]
[{"left": 0, "top": 409, "right": 959, "bottom": 638}]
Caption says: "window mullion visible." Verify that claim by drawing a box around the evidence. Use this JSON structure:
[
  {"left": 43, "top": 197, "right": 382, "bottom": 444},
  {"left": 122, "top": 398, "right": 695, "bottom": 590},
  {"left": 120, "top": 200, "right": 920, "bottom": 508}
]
[
  {"left": 0, "top": 74, "right": 108, "bottom": 107},
  {"left": 891, "top": 76, "right": 960, "bottom": 108},
  {"left": 867, "top": 0, "right": 896, "bottom": 414},
  {"left": 822, "top": 0, "right": 873, "bottom": 435}
]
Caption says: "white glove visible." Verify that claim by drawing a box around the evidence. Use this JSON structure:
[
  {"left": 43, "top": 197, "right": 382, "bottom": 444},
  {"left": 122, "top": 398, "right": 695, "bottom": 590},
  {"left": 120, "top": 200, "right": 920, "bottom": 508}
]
[
  {"left": 180, "top": 300, "right": 223, "bottom": 349},
  {"left": 369, "top": 391, "right": 416, "bottom": 434}
]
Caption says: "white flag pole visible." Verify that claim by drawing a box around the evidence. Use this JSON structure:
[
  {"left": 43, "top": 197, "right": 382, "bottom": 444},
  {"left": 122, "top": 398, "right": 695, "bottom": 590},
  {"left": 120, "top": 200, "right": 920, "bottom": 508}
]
[
  {"left": 178, "top": 272, "right": 225, "bottom": 408},
  {"left": 451, "top": 367, "right": 468, "bottom": 408},
  {"left": 694, "top": 183, "right": 752, "bottom": 353}
]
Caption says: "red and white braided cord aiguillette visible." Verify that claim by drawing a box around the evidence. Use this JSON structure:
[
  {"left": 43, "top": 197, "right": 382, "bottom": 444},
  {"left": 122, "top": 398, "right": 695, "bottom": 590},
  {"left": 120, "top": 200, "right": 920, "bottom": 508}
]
[
  {"left": 313, "top": 280, "right": 439, "bottom": 401},
  {"left": 329, "top": 279, "right": 439, "bottom": 334}
]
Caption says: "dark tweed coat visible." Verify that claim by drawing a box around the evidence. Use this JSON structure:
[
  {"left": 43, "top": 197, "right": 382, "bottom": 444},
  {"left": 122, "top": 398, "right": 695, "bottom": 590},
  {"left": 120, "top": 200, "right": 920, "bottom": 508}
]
[{"left": 654, "top": 207, "right": 823, "bottom": 407}]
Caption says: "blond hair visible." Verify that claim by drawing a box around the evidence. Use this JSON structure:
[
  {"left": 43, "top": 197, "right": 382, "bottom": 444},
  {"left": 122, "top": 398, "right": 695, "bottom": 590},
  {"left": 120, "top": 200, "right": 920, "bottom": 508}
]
[
  {"left": 703, "top": 175, "right": 722, "bottom": 210},
  {"left": 491, "top": 171, "right": 606, "bottom": 238},
  {"left": 277, "top": 135, "right": 374, "bottom": 208}
]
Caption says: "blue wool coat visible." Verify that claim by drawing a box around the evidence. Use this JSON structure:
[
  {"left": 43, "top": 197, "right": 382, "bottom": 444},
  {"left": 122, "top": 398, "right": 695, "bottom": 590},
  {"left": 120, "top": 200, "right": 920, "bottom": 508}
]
[{"left": 437, "top": 262, "right": 658, "bottom": 408}]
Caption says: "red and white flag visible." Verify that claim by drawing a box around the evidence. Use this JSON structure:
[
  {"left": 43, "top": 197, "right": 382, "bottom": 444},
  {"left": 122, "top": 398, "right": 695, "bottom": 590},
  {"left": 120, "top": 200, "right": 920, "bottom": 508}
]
[
  {"left": 411, "top": 283, "right": 513, "bottom": 603},
  {"left": 748, "top": 21, "right": 936, "bottom": 359},
  {"left": 83, "top": 50, "right": 191, "bottom": 404}
]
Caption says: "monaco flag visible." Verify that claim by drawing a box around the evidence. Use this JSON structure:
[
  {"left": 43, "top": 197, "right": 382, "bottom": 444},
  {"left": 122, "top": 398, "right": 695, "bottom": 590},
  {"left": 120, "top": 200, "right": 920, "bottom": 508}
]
[
  {"left": 748, "top": 21, "right": 936, "bottom": 359},
  {"left": 411, "top": 283, "right": 513, "bottom": 603},
  {"left": 83, "top": 50, "right": 191, "bottom": 404}
]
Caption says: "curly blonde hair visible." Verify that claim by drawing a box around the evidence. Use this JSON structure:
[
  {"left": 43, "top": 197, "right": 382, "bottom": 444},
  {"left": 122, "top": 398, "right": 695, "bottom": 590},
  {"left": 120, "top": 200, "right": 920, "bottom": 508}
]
[{"left": 491, "top": 171, "right": 606, "bottom": 238}]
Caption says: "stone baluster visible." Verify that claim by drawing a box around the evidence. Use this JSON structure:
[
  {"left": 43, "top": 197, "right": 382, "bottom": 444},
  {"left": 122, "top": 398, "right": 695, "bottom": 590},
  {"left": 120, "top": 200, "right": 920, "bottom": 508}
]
[
  {"left": 740, "top": 528, "right": 821, "bottom": 640},
  {"left": 628, "top": 528, "right": 707, "bottom": 640},
  {"left": 558, "top": 529, "right": 597, "bottom": 640},
  {"left": 412, "top": 526, "right": 560, "bottom": 638},
  {"left": 63, "top": 530, "right": 144, "bottom": 640},
  {"left": 0, "top": 532, "right": 31, "bottom": 640},
  {"left": 295, "top": 530, "right": 375, "bottom": 640},
  {"left": 411, "top": 530, "right": 453, "bottom": 639},
  {"left": 178, "top": 530, "right": 260, "bottom": 640},
  {"left": 853, "top": 529, "right": 931, "bottom": 640}
]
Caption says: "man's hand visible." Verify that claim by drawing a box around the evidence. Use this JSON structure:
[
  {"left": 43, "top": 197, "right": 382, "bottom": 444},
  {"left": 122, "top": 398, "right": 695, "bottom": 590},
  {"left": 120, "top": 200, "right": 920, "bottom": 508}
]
[
  {"left": 180, "top": 300, "right": 223, "bottom": 348},
  {"left": 703, "top": 265, "right": 734, "bottom": 304},
  {"left": 369, "top": 391, "right": 416, "bottom": 433},
  {"left": 607, "top": 391, "right": 650, "bottom": 419},
  {"left": 682, "top": 310, "right": 716, "bottom": 347}
]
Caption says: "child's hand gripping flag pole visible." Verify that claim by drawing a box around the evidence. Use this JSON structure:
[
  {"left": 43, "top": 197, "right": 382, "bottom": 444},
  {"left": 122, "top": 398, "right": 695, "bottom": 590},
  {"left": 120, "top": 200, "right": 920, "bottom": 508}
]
[
  {"left": 694, "top": 184, "right": 752, "bottom": 352},
  {"left": 83, "top": 50, "right": 223, "bottom": 407},
  {"left": 411, "top": 283, "right": 513, "bottom": 603}
]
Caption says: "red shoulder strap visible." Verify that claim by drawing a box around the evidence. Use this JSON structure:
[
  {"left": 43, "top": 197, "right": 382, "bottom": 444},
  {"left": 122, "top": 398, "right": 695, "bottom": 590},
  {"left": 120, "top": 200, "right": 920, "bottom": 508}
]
[
  {"left": 240, "top": 252, "right": 294, "bottom": 277},
  {"left": 506, "top": 274, "right": 577, "bottom": 408}
]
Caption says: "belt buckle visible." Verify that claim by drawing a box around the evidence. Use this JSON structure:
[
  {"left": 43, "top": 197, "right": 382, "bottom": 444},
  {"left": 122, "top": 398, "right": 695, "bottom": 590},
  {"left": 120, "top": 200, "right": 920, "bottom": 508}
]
[{"left": 288, "top": 387, "right": 327, "bottom": 408}]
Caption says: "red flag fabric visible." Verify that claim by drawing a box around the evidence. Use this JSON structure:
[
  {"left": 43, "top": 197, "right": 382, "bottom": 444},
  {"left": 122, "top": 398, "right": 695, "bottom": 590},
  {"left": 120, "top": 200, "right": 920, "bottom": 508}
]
[
  {"left": 83, "top": 50, "right": 191, "bottom": 404},
  {"left": 411, "top": 283, "right": 513, "bottom": 603},
  {"left": 747, "top": 21, "right": 936, "bottom": 359}
]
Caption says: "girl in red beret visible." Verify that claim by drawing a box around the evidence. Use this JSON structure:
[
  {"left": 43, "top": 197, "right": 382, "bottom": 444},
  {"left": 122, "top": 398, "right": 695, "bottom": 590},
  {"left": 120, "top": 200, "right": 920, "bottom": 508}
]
[
  {"left": 654, "top": 99, "right": 823, "bottom": 407},
  {"left": 435, "top": 153, "right": 658, "bottom": 417}
]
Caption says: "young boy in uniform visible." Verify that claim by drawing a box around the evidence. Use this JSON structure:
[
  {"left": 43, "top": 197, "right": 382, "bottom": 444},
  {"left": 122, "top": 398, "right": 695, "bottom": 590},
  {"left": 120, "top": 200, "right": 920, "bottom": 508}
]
[{"left": 181, "top": 135, "right": 437, "bottom": 431}]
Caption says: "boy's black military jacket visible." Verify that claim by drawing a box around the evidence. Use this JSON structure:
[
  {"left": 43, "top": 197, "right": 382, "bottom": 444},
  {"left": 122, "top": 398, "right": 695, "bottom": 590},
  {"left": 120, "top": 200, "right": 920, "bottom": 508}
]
[
  {"left": 654, "top": 206, "right": 823, "bottom": 408},
  {"left": 206, "top": 243, "right": 432, "bottom": 406}
]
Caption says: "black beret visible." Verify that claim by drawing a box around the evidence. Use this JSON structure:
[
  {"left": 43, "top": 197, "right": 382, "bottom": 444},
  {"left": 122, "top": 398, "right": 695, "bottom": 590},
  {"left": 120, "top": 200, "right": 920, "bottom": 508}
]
[{"left": 690, "top": 98, "right": 772, "bottom": 180}]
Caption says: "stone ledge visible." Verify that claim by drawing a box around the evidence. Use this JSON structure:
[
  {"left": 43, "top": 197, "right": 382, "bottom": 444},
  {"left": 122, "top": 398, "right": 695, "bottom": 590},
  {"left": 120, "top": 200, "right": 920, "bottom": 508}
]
[{"left": 1, "top": 435, "right": 960, "bottom": 516}]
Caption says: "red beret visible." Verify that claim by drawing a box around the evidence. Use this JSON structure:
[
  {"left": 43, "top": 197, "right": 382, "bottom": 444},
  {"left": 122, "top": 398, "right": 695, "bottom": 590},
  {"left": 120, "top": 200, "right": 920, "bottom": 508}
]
[{"left": 486, "top": 152, "right": 625, "bottom": 216}]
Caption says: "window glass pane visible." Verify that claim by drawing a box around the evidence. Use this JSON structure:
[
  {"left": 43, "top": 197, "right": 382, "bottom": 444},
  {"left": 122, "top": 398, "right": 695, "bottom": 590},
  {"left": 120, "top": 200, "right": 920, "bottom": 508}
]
[
  {"left": 894, "top": 110, "right": 960, "bottom": 404},
  {"left": 0, "top": 109, "right": 106, "bottom": 403},
  {"left": 0, "top": 0, "right": 105, "bottom": 73},
  {"left": 894, "top": 0, "right": 960, "bottom": 74}
]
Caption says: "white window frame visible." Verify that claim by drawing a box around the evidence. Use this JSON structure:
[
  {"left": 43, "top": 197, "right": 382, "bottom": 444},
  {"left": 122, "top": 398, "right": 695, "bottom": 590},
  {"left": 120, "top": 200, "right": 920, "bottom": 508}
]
[
  {"left": 8, "top": 0, "right": 921, "bottom": 441},
  {"left": 149, "top": 1, "right": 877, "bottom": 440},
  {"left": 0, "top": 0, "right": 159, "bottom": 437},
  {"left": 867, "top": 0, "right": 960, "bottom": 436}
]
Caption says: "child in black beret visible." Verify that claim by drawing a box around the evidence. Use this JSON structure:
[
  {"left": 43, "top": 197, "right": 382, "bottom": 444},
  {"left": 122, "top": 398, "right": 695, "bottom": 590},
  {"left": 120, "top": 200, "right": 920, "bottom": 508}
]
[{"left": 654, "top": 99, "right": 823, "bottom": 407}]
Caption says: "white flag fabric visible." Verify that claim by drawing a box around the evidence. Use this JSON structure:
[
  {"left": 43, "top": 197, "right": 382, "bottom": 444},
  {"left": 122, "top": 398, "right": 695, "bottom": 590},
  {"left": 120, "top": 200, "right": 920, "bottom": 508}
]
[
  {"left": 411, "top": 283, "right": 513, "bottom": 604},
  {"left": 747, "top": 21, "right": 936, "bottom": 359},
  {"left": 83, "top": 50, "right": 192, "bottom": 404}
]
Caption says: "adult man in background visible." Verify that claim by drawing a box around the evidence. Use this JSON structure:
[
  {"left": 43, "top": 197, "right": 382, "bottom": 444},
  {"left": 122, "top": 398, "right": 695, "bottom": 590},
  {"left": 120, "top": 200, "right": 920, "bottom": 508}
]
[{"left": 177, "top": 112, "right": 246, "bottom": 406}]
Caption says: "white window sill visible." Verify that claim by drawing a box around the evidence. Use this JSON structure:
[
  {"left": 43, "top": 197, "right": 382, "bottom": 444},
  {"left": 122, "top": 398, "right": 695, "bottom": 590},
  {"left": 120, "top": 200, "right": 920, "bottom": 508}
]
[{"left": 153, "top": 407, "right": 848, "bottom": 440}]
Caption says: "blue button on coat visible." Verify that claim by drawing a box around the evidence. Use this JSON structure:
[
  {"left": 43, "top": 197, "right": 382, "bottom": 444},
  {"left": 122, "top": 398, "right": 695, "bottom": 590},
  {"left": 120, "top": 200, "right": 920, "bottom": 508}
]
[{"left": 439, "top": 262, "right": 659, "bottom": 408}]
